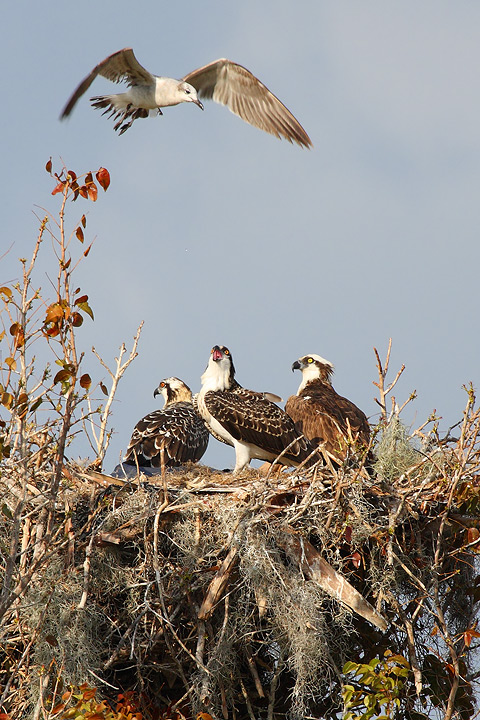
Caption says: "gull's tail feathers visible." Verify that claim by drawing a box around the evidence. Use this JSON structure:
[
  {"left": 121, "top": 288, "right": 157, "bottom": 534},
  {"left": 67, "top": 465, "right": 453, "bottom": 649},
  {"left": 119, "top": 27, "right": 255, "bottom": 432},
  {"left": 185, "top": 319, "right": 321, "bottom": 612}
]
[{"left": 90, "top": 95, "right": 151, "bottom": 135}]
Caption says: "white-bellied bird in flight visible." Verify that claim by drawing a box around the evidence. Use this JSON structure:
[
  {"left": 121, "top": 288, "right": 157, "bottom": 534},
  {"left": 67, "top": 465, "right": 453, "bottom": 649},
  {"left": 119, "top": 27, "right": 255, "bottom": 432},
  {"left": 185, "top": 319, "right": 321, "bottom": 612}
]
[{"left": 60, "top": 48, "right": 312, "bottom": 147}]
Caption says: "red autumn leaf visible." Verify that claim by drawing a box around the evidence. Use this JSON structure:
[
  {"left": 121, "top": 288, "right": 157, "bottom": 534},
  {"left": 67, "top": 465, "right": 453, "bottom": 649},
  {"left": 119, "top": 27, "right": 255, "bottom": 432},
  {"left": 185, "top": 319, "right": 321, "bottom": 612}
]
[
  {"left": 96, "top": 167, "right": 110, "bottom": 191},
  {"left": 81, "top": 688, "right": 97, "bottom": 701},
  {"left": 71, "top": 312, "right": 83, "bottom": 327},
  {"left": 445, "top": 662, "right": 456, "bottom": 678},
  {"left": 45, "top": 304, "right": 64, "bottom": 324},
  {"left": 350, "top": 551, "right": 362, "bottom": 569},
  {"left": 85, "top": 172, "right": 94, "bottom": 185},
  {"left": 50, "top": 703, "right": 65, "bottom": 715},
  {"left": 45, "top": 158, "right": 52, "bottom": 174},
  {"left": 87, "top": 183, "right": 98, "bottom": 202},
  {"left": 83, "top": 243, "right": 93, "bottom": 258},
  {"left": 75, "top": 294, "right": 88, "bottom": 304},
  {"left": 100, "top": 382, "right": 108, "bottom": 396},
  {"left": 45, "top": 634, "right": 58, "bottom": 647},
  {"left": 67, "top": 169, "right": 77, "bottom": 181},
  {"left": 80, "top": 374, "right": 91, "bottom": 390},
  {"left": 79, "top": 185, "right": 88, "bottom": 199},
  {"left": 467, "top": 528, "right": 480, "bottom": 545},
  {"left": 52, "top": 182, "right": 65, "bottom": 196},
  {"left": 44, "top": 325, "right": 60, "bottom": 338},
  {"left": 16, "top": 393, "right": 29, "bottom": 418},
  {"left": 9, "top": 323, "right": 25, "bottom": 348},
  {"left": 76, "top": 226, "right": 84, "bottom": 243},
  {"left": 464, "top": 628, "right": 480, "bottom": 647},
  {"left": 343, "top": 526, "right": 353, "bottom": 543},
  {"left": 81, "top": 214, "right": 86, "bottom": 228}
]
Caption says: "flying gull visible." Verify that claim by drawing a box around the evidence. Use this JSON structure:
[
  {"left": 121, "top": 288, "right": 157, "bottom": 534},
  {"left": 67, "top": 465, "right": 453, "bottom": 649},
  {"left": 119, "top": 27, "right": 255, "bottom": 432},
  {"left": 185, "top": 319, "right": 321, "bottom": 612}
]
[{"left": 60, "top": 47, "right": 312, "bottom": 147}]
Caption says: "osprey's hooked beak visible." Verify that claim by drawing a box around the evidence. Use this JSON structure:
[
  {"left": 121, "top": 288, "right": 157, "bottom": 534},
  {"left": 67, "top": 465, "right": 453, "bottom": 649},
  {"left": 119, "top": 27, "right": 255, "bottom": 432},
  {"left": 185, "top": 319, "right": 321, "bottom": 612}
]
[
  {"left": 291, "top": 360, "right": 302, "bottom": 372},
  {"left": 153, "top": 387, "right": 160, "bottom": 398},
  {"left": 193, "top": 98, "right": 204, "bottom": 110}
]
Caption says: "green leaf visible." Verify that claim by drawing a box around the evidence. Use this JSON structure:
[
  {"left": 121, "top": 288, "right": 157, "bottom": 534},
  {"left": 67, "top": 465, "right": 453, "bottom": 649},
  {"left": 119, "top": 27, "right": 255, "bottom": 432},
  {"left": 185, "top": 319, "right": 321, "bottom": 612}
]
[
  {"left": 29, "top": 398, "right": 43, "bottom": 413},
  {"left": 76, "top": 301, "right": 94, "bottom": 321},
  {"left": 2, "top": 504, "right": 13, "bottom": 519}
]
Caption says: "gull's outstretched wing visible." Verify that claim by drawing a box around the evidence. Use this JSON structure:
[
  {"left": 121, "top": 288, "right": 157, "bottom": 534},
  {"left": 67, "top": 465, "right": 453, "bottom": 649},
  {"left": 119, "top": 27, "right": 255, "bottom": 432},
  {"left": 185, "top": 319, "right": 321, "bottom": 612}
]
[
  {"left": 61, "top": 47, "right": 155, "bottom": 118},
  {"left": 183, "top": 59, "right": 312, "bottom": 148}
]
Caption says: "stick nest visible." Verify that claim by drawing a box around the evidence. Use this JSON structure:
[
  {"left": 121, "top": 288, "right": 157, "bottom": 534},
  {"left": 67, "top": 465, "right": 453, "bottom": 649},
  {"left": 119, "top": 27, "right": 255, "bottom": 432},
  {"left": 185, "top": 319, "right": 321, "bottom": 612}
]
[{"left": 2, "top": 413, "right": 480, "bottom": 719}]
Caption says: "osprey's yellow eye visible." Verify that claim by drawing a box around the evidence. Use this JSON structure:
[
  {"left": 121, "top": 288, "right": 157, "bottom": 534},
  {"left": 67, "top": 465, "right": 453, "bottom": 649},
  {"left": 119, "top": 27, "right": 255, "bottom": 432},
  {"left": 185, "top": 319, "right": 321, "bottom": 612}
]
[
  {"left": 307, "top": 357, "right": 313, "bottom": 363},
  {"left": 224, "top": 349, "right": 230, "bottom": 355}
]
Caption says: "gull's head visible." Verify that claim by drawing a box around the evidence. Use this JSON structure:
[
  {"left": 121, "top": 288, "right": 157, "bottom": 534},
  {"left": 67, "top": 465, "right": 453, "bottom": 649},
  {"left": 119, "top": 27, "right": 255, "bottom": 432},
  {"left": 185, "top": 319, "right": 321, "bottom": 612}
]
[
  {"left": 201, "top": 345, "right": 235, "bottom": 391},
  {"left": 178, "top": 81, "right": 204, "bottom": 110},
  {"left": 292, "top": 354, "right": 334, "bottom": 392},
  {"left": 153, "top": 377, "right": 192, "bottom": 406}
]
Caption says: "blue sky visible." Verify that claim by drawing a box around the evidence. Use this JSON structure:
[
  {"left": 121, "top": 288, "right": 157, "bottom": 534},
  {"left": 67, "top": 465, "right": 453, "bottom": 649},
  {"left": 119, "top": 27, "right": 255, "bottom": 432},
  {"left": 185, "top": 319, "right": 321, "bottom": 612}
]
[{"left": 2, "top": 2, "right": 480, "bottom": 470}]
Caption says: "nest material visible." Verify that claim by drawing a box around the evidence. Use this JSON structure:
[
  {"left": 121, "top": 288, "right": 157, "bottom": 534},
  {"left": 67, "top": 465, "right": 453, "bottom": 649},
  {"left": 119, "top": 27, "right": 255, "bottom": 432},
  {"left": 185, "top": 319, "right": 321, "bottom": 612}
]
[{"left": 1, "top": 421, "right": 480, "bottom": 720}]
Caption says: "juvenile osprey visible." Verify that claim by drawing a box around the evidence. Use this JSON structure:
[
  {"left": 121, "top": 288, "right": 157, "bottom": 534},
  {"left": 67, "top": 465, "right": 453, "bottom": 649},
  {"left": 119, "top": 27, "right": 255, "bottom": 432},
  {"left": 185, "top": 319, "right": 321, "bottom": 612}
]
[
  {"left": 124, "top": 377, "right": 209, "bottom": 469},
  {"left": 285, "top": 354, "right": 371, "bottom": 463},
  {"left": 60, "top": 48, "right": 312, "bottom": 146},
  {"left": 196, "top": 345, "right": 317, "bottom": 473}
]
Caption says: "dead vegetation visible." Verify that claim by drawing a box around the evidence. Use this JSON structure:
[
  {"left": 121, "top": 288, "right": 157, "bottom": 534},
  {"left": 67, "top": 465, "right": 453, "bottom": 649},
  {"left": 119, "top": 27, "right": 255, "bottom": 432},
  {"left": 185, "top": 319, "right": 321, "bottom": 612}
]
[
  {"left": 2, "top": 391, "right": 480, "bottom": 720},
  {"left": 1, "top": 166, "right": 480, "bottom": 720}
]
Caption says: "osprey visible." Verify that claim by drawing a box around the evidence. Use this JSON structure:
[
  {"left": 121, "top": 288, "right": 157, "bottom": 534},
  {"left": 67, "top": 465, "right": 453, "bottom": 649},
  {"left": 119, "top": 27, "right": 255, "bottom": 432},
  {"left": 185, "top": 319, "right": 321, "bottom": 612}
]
[
  {"left": 124, "top": 377, "right": 209, "bottom": 468},
  {"left": 285, "top": 354, "right": 371, "bottom": 463},
  {"left": 60, "top": 47, "right": 312, "bottom": 146},
  {"left": 196, "top": 345, "right": 317, "bottom": 473}
]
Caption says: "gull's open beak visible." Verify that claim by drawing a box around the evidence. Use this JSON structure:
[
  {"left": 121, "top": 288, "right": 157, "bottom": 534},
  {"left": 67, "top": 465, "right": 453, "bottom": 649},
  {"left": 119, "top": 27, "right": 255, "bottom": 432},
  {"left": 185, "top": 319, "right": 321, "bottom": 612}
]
[{"left": 194, "top": 98, "right": 204, "bottom": 110}]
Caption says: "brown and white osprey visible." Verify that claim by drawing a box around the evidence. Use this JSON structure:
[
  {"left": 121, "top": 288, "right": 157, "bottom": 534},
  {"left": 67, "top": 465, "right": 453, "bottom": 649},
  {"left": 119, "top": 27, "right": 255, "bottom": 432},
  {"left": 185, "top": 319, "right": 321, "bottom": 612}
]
[
  {"left": 285, "top": 354, "right": 370, "bottom": 463},
  {"left": 124, "top": 377, "right": 209, "bottom": 468},
  {"left": 196, "top": 345, "right": 317, "bottom": 473}
]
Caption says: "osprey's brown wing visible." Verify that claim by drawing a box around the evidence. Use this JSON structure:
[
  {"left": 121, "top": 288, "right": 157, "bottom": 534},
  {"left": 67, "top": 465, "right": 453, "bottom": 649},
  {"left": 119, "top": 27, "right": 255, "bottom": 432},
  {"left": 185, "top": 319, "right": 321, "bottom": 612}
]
[
  {"left": 204, "top": 389, "right": 312, "bottom": 464},
  {"left": 286, "top": 382, "right": 370, "bottom": 460},
  {"left": 183, "top": 59, "right": 312, "bottom": 148}
]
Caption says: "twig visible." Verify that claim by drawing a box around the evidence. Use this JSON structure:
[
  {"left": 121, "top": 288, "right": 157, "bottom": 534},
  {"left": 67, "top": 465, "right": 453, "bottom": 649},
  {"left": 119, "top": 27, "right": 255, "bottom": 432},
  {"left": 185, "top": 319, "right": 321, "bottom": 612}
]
[
  {"left": 387, "top": 591, "right": 423, "bottom": 696},
  {"left": 90, "top": 320, "right": 143, "bottom": 464},
  {"left": 373, "top": 339, "right": 405, "bottom": 420},
  {"left": 77, "top": 523, "right": 97, "bottom": 609}
]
